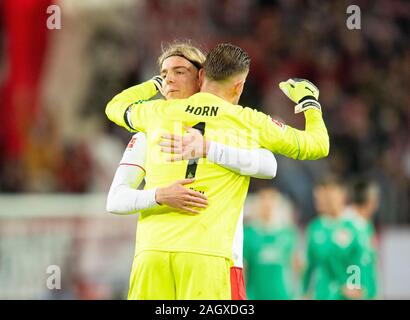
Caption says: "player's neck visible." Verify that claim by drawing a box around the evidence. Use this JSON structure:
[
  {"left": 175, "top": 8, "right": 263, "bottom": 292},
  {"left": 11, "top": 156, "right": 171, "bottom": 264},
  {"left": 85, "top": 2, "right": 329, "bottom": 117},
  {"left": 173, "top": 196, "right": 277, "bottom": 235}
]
[
  {"left": 201, "top": 82, "right": 235, "bottom": 104},
  {"left": 351, "top": 205, "right": 370, "bottom": 221},
  {"left": 327, "top": 209, "right": 344, "bottom": 220}
]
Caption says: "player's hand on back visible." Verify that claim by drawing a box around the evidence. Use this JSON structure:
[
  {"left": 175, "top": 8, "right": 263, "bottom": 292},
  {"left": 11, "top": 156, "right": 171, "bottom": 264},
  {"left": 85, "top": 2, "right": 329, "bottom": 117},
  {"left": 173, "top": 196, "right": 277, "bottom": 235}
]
[
  {"left": 155, "top": 178, "right": 208, "bottom": 214},
  {"left": 159, "top": 126, "right": 210, "bottom": 161}
]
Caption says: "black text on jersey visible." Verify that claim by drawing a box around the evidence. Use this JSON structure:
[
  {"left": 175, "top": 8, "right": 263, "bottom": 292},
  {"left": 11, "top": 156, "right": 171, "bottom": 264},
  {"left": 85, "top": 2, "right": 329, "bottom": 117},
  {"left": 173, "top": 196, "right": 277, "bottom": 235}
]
[{"left": 185, "top": 105, "right": 219, "bottom": 116}]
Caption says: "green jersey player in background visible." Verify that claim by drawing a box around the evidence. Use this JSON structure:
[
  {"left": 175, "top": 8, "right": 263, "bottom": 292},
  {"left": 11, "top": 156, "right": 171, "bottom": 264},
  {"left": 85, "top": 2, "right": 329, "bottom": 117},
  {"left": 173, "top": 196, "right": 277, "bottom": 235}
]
[
  {"left": 244, "top": 186, "right": 299, "bottom": 299},
  {"left": 303, "top": 175, "right": 374, "bottom": 299},
  {"left": 344, "top": 177, "right": 380, "bottom": 299}
]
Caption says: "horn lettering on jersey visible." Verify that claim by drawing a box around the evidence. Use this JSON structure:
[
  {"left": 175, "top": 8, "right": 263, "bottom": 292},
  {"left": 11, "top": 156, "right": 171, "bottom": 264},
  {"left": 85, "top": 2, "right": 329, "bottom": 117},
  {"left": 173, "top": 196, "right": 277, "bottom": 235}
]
[{"left": 185, "top": 105, "right": 219, "bottom": 117}]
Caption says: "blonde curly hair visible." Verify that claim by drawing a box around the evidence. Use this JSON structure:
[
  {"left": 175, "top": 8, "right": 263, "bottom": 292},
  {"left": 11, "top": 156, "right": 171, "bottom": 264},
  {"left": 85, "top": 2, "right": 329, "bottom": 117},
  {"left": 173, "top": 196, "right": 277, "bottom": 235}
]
[{"left": 157, "top": 40, "right": 206, "bottom": 70}]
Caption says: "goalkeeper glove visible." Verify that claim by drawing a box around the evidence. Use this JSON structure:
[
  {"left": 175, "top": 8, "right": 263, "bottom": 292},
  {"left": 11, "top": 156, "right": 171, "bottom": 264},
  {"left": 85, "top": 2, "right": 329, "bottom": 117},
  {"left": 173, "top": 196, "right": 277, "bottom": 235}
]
[
  {"left": 279, "top": 78, "right": 321, "bottom": 113},
  {"left": 151, "top": 75, "right": 164, "bottom": 95}
]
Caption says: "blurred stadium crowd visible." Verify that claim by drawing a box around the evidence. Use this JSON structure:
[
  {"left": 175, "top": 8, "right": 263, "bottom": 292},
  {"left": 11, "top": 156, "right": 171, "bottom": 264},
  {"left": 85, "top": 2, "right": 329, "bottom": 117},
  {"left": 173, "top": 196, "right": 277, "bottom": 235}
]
[
  {"left": 1, "top": 0, "right": 408, "bottom": 224},
  {"left": 0, "top": 0, "right": 409, "bottom": 299}
]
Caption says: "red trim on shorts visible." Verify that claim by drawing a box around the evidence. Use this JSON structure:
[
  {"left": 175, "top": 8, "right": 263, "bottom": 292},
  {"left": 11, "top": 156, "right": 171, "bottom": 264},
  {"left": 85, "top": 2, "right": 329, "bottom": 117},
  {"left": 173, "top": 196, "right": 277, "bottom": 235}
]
[
  {"left": 119, "top": 163, "right": 146, "bottom": 173},
  {"left": 230, "top": 266, "right": 246, "bottom": 300}
]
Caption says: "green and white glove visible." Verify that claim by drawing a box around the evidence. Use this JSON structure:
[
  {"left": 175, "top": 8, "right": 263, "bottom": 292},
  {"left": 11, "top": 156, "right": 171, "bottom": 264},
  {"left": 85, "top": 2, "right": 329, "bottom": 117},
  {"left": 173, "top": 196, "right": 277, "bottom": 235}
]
[{"left": 279, "top": 78, "right": 321, "bottom": 113}]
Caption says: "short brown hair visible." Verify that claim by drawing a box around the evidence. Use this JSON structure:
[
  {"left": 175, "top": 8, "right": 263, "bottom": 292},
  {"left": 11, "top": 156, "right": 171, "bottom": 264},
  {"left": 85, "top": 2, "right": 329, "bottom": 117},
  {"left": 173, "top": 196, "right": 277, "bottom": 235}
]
[
  {"left": 349, "top": 177, "right": 379, "bottom": 205},
  {"left": 203, "top": 43, "right": 251, "bottom": 81},
  {"left": 315, "top": 174, "right": 345, "bottom": 188},
  {"left": 157, "top": 41, "right": 206, "bottom": 70}
]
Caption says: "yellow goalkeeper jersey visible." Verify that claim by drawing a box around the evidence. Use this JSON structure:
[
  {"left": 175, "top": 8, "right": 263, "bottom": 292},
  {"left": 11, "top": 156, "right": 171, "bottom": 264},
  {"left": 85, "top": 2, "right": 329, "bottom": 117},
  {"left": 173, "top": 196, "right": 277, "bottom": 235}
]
[{"left": 106, "top": 81, "right": 329, "bottom": 260}]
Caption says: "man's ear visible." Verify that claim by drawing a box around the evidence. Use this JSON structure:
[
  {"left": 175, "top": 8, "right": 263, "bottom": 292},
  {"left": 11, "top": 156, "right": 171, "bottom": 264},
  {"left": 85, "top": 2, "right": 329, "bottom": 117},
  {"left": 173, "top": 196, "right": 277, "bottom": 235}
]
[
  {"left": 233, "top": 80, "right": 245, "bottom": 97},
  {"left": 198, "top": 68, "right": 205, "bottom": 88}
]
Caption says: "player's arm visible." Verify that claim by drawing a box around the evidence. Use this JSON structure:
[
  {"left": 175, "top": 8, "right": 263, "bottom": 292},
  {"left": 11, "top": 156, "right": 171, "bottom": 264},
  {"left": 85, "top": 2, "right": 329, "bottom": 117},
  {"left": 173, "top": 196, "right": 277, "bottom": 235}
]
[
  {"left": 243, "top": 226, "right": 254, "bottom": 289},
  {"left": 106, "top": 133, "right": 209, "bottom": 215},
  {"left": 105, "top": 77, "right": 163, "bottom": 132},
  {"left": 159, "top": 126, "right": 278, "bottom": 179},
  {"left": 247, "top": 78, "right": 330, "bottom": 160},
  {"left": 340, "top": 228, "right": 371, "bottom": 300},
  {"left": 106, "top": 133, "right": 154, "bottom": 214},
  {"left": 301, "top": 225, "right": 316, "bottom": 298},
  {"left": 106, "top": 165, "right": 154, "bottom": 214},
  {"left": 107, "top": 171, "right": 208, "bottom": 215},
  {"left": 207, "top": 142, "right": 277, "bottom": 179}
]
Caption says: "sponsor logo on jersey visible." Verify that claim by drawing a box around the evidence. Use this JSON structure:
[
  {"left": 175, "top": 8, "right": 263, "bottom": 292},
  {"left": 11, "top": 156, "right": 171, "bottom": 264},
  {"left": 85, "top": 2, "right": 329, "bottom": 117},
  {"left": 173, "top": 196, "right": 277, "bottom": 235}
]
[
  {"left": 127, "top": 137, "right": 137, "bottom": 149},
  {"left": 271, "top": 118, "right": 285, "bottom": 129},
  {"left": 334, "top": 228, "right": 353, "bottom": 247}
]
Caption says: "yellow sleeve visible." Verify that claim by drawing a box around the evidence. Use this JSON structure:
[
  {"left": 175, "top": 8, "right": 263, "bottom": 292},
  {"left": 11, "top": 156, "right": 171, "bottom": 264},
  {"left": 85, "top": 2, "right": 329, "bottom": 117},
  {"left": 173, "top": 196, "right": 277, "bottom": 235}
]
[
  {"left": 105, "top": 80, "right": 159, "bottom": 132},
  {"left": 245, "top": 108, "right": 329, "bottom": 160},
  {"left": 127, "top": 99, "right": 166, "bottom": 132}
]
